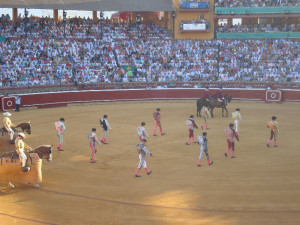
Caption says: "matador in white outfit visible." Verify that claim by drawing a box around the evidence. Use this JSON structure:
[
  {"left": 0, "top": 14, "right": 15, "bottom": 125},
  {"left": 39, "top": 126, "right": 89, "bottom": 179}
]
[
  {"left": 232, "top": 108, "right": 242, "bottom": 135},
  {"left": 137, "top": 122, "right": 150, "bottom": 141}
]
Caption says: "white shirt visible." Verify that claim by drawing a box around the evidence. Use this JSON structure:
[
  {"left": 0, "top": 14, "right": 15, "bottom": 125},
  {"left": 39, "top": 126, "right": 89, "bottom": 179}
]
[
  {"left": 15, "top": 96, "right": 21, "bottom": 104},
  {"left": 137, "top": 126, "right": 149, "bottom": 138}
]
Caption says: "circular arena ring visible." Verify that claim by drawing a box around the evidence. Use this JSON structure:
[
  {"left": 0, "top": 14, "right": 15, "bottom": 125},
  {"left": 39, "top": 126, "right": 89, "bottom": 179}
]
[{"left": 1, "top": 90, "right": 300, "bottom": 225}]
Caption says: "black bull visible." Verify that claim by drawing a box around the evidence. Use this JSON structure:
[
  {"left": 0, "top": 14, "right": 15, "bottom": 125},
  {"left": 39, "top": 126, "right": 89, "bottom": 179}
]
[{"left": 196, "top": 94, "right": 232, "bottom": 118}]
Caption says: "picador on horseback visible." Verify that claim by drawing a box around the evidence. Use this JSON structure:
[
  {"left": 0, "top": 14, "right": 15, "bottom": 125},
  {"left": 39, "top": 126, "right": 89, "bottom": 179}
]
[
  {"left": 15, "top": 132, "right": 32, "bottom": 172},
  {"left": 196, "top": 87, "right": 211, "bottom": 117},
  {"left": 3, "top": 112, "right": 15, "bottom": 144},
  {"left": 197, "top": 86, "right": 232, "bottom": 118},
  {"left": 215, "top": 86, "right": 224, "bottom": 105},
  {"left": 203, "top": 87, "right": 210, "bottom": 104}
]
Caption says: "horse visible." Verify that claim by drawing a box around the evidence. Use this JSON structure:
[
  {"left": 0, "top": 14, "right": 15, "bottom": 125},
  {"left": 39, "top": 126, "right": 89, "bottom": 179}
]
[
  {"left": 15, "top": 122, "right": 32, "bottom": 135},
  {"left": 196, "top": 98, "right": 211, "bottom": 117},
  {"left": 0, "top": 121, "right": 31, "bottom": 136},
  {"left": 0, "top": 145, "right": 52, "bottom": 189},
  {"left": 209, "top": 94, "right": 232, "bottom": 118}
]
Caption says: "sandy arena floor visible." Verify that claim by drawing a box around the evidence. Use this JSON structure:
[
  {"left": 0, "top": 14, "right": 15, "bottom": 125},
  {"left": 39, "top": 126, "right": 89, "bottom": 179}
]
[{"left": 0, "top": 100, "right": 300, "bottom": 225}]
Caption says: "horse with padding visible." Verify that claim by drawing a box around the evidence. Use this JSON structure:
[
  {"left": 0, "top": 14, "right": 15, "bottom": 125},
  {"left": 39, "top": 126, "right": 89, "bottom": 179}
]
[{"left": 0, "top": 144, "right": 52, "bottom": 189}]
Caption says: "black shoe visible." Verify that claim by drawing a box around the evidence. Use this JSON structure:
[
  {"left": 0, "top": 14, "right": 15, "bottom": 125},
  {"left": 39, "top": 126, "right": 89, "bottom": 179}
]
[
  {"left": 209, "top": 162, "right": 214, "bottom": 166},
  {"left": 197, "top": 164, "right": 202, "bottom": 167},
  {"left": 147, "top": 171, "right": 152, "bottom": 175},
  {"left": 161, "top": 133, "right": 165, "bottom": 135},
  {"left": 231, "top": 156, "right": 236, "bottom": 158},
  {"left": 186, "top": 143, "right": 189, "bottom": 145},
  {"left": 135, "top": 174, "right": 141, "bottom": 177},
  {"left": 224, "top": 153, "right": 227, "bottom": 158},
  {"left": 267, "top": 144, "right": 270, "bottom": 147},
  {"left": 153, "top": 134, "right": 157, "bottom": 136},
  {"left": 21, "top": 166, "right": 30, "bottom": 172}
]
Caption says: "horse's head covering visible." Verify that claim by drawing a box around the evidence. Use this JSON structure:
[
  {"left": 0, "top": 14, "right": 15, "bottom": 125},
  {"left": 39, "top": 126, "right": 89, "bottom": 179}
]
[
  {"left": 18, "top": 132, "right": 26, "bottom": 138},
  {"left": 3, "top": 112, "right": 11, "bottom": 116}
]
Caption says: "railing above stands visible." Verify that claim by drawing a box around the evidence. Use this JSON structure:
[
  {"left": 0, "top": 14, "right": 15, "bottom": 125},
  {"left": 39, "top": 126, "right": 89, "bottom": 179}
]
[
  {"left": 216, "top": 32, "right": 300, "bottom": 39},
  {"left": 215, "top": 6, "right": 300, "bottom": 15}
]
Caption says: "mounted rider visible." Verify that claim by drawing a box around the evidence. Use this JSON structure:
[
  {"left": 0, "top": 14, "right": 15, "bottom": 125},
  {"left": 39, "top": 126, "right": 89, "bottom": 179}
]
[
  {"left": 215, "top": 86, "right": 225, "bottom": 105},
  {"left": 3, "top": 112, "right": 15, "bottom": 144},
  {"left": 15, "top": 132, "right": 32, "bottom": 172},
  {"left": 203, "top": 87, "right": 210, "bottom": 104}
]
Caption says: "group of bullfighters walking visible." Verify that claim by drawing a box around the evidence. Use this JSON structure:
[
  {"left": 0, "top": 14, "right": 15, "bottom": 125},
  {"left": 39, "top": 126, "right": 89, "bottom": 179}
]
[
  {"left": 2, "top": 87, "right": 279, "bottom": 176},
  {"left": 87, "top": 115, "right": 112, "bottom": 163},
  {"left": 185, "top": 86, "right": 279, "bottom": 167},
  {"left": 56, "top": 87, "right": 278, "bottom": 177}
]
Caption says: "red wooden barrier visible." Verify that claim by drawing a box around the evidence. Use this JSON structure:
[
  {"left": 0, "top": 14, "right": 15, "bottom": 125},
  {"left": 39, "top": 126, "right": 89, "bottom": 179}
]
[{"left": 1, "top": 88, "right": 299, "bottom": 111}]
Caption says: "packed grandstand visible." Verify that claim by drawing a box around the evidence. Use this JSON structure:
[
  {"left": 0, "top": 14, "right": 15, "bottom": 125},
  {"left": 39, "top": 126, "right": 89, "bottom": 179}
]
[{"left": 0, "top": 0, "right": 299, "bottom": 90}]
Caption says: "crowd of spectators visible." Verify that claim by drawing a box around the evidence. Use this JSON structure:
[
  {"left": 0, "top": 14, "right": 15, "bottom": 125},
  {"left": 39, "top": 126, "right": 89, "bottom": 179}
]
[
  {"left": 0, "top": 15, "right": 171, "bottom": 39},
  {"left": 215, "top": 0, "right": 299, "bottom": 7},
  {"left": 0, "top": 17, "right": 299, "bottom": 87},
  {"left": 218, "top": 23, "right": 300, "bottom": 33}
]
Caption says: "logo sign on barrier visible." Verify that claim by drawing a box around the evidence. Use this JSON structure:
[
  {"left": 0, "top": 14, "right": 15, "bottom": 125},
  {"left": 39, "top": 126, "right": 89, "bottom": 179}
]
[
  {"left": 2, "top": 97, "right": 16, "bottom": 111},
  {"left": 266, "top": 90, "right": 281, "bottom": 102}
]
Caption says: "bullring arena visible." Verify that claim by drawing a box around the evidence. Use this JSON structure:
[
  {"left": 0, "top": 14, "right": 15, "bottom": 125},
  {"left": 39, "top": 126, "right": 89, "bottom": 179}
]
[{"left": 0, "top": 88, "right": 300, "bottom": 225}]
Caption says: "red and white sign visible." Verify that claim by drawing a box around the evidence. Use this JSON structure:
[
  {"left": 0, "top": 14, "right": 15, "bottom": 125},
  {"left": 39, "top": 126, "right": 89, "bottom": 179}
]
[
  {"left": 2, "top": 96, "right": 16, "bottom": 111},
  {"left": 266, "top": 90, "right": 281, "bottom": 102}
]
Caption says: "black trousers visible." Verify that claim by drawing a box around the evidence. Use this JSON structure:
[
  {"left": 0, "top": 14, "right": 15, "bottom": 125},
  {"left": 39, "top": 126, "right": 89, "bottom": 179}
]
[{"left": 15, "top": 104, "right": 20, "bottom": 112}]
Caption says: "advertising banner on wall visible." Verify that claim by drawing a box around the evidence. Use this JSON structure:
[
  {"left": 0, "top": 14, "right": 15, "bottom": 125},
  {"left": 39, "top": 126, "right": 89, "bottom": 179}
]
[
  {"left": 181, "top": 2, "right": 209, "bottom": 9},
  {"left": 182, "top": 23, "right": 206, "bottom": 31}
]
